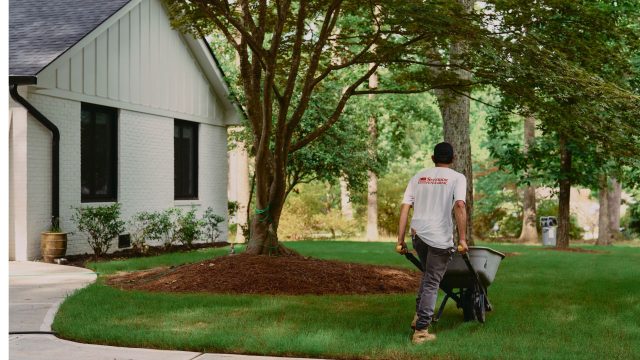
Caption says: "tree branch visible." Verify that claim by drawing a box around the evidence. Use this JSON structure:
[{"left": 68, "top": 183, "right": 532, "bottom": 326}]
[
  {"left": 286, "top": 0, "right": 343, "bottom": 136},
  {"left": 290, "top": 63, "right": 380, "bottom": 152}
]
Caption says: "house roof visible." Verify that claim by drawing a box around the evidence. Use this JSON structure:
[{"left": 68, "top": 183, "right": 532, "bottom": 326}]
[{"left": 10, "top": 0, "right": 132, "bottom": 77}]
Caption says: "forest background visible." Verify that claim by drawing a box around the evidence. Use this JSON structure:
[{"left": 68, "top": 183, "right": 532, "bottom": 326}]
[{"left": 166, "top": 0, "right": 640, "bottom": 248}]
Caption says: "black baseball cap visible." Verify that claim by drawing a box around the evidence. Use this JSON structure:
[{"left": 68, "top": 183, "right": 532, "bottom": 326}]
[{"left": 433, "top": 142, "right": 454, "bottom": 164}]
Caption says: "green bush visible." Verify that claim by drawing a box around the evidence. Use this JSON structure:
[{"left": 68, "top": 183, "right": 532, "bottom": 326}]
[
  {"left": 128, "top": 213, "right": 150, "bottom": 253},
  {"left": 202, "top": 207, "right": 225, "bottom": 242},
  {"left": 228, "top": 201, "right": 239, "bottom": 219},
  {"left": 175, "top": 208, "right": 202, "bottom": 248},
  {"left": 621, "top": 200, "right": 640, "bottom": 239},
  {"left": 311, "top": 209, "right": 357, "bottom": 239},
  {"left": 377, "top": 171, "right": 413, "bottom": 236},
  {"left": 134, "top": 209, "right": 179, "bottom": 248},
  {"left": 71, "top": 203, "right": 126, "bottom": 257},
  {"left": 278, "top": 188, "right": 322, "bottom": 240},
  {"left": 278, "top": 182, "right": 347, "bottom": 240}
]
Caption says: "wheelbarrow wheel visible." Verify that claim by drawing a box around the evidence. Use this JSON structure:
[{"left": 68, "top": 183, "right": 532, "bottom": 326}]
[
  {"left": 474, "top": 292, "right": 486, "bottom": 323},
  {"left": 461, "top": 289, "right": 476, "bottom": 322}
]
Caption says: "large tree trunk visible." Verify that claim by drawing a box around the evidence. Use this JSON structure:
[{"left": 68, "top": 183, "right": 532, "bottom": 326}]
[
  {"left": 439, "top": 97, "right": 474, "bottom": 245},
  {"left": 556, "top": 135, "right": 572, "bottom": 249},
  {"left": 366, "top": 65, "right": 379, "bottom": 241},
  {"left": 340, "top": 175, "right": 354, "bottom": 220},
  {"left": 436, "top": 1, "right": 475, "bottom": 245},
  {"left": 607, "top": 177, "right": 622, "bottom": 244},
  {"left": 519, "top": 186, "right": 538, "bottom": 243},
  {"left": 597, "top": 175, "right": 609, "bottom": 246},
  {"left": 517, "top": 115, "right": 538, "bottom": 243}
]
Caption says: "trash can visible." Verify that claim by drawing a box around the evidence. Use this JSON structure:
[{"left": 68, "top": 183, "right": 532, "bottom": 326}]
[{"left": 540, "top": 216, "right": 557, "bottom": 246}]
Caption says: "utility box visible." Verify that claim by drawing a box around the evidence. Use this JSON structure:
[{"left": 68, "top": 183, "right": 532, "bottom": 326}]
[{"left": 540, "top": 216, "right": 558, "bottom": 246}]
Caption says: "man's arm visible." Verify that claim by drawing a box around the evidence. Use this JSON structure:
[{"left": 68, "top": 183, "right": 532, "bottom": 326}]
[
  {"left": 396, "top": 203, "right": 412, "bottom": 252},
  {"left": 454, "top": 200, "right": 469, "bottom": 253}
]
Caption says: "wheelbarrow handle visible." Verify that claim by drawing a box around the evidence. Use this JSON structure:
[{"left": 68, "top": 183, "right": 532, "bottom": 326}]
[
  {"left": 459, "top": 249, "right": 488, "bottom": 297},
  {"left": 404, "top": 252, "right": 424, "bottom": 272}
]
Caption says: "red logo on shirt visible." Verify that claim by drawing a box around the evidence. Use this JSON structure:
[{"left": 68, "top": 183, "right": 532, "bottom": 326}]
[{"left": 418, "top": 177, "right": 449, "bottom": 185}]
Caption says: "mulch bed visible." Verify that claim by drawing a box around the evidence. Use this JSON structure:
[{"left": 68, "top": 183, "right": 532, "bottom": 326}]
[
  {"left": 106, "top": 253, "right": 422, "bottom": 295},
  {"left": 64, "top": 242, "right": 230, "bottom": 268}
]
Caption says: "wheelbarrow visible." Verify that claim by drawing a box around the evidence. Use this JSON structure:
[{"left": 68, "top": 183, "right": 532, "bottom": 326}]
[{"left": 400, "top": 245, "right": 505, "bottom": 323}]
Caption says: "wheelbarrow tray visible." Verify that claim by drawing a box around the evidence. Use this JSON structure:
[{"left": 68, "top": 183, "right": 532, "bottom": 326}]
[{"left": 441, "top": 246, "right": 505, "bottom": 289}]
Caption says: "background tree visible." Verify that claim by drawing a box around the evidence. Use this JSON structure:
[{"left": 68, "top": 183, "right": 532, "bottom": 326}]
[
  {"left": 517, "top": 114, "right": 537, "bottom": 243},
  {"left": 166, "top": 0, "right": 478, "bottom": 254},
  {"left": 473, "top": 0, "right": 640, "bottom": 248}
]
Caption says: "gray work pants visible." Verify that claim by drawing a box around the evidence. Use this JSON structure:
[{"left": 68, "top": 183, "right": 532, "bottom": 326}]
[{"left": 412, "top": 235, "right": 455, "bottom": 330}]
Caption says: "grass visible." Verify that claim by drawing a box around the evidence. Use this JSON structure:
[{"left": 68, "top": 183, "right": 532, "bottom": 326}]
[
  {"left": 54, "top": 241, "right": 640, "bottom": 360},
  {"left": 86, "top": 246, "right": 238, "bottom": 275}
]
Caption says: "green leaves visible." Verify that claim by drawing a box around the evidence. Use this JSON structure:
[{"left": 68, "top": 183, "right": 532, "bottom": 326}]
[{"left": 71, "top": 203, "right": 126, "bottom": 257}]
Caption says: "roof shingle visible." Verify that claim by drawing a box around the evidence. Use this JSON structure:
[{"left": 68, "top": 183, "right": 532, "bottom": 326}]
[{"left": 10, "top": 0, "right": 132, "bottom": 76}]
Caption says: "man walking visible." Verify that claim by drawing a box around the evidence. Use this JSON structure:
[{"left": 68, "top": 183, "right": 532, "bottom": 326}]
[{"left": 397, "top": 142, "right": 468, "bottom": 344}]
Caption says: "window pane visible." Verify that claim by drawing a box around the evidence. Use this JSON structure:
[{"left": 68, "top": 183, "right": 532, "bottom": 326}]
[
  {"left": 81, "top": 104, "right": 117, "bottom": 201},
  {"left": 80, "top": 110, "right": 92, "bottom": 196},
  {"left": 174, "top": 120, "right": 198, "bottom": 199}
]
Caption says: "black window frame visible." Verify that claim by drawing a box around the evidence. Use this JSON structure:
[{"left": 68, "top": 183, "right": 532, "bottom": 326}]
[
  {"left": 80, "top": 103, "right": 118, "bottom": 203},
  {"left": 174, "top": 119, "right": 199, "bottom": 200}
]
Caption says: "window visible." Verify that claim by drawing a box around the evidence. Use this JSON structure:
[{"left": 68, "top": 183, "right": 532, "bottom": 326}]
[
  {"left": 81, "top": 103, "right": 118, "bottom": 202},
  {"left": 174, "top": 120, "right": 198, "bottom": 199}
]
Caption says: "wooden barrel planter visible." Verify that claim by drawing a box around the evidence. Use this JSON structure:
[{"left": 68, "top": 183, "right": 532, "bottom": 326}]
[{"left": 40, "top": 232, "right": 68, "bottom": 263}]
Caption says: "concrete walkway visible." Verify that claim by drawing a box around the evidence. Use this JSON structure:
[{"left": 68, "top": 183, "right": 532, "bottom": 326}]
[{"left": 9, "top": 261, "right": 317, "bottom": 360}]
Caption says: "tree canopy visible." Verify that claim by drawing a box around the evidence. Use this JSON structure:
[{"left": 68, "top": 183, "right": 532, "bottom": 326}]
[{"left": 164, "top": 0, "right": 640, "bottom": 251}]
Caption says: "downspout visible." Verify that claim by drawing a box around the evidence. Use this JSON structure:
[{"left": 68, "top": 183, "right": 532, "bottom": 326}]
[{"left": 9, "top": 83, "right": 60, "bottom": 223}]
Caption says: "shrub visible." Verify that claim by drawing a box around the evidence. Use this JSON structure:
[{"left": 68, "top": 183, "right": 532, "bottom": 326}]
[
  {"left": 136, "top": 209, "right": 180, "bottom": 248},
  {"left": 377, "top": 171, "right": 413, "bottom": 236},
  {"left": 311, "top": 209, "right": 357, "bottom": 239},
  {"left": 175, "top": 208, "right": 202, "bottom": 248},
  {"left": 621, "top": 200, "right": 640, "bottom": 239},
  {"left": 71, "top": 203, "right": 126, "bottom": 257},
  {"left": 278, "top": 183, "right": 328, "bottom": 240},
  {"left": 202, "top": 207, "right": 225, "bottom": 242},
  {"left": 228, "top": 201, "right": 239, "bottom": 219},
  {"left": 128, "top": 213, "right": 149, "bottom": 253},
  {"left": 279, "top": 195, "right": 316, "bottom": 240}
]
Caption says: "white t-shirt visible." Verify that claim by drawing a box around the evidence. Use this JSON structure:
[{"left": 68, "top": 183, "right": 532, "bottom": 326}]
[{"left": 402, "top": 167, "right": 466, "bottom": 249}]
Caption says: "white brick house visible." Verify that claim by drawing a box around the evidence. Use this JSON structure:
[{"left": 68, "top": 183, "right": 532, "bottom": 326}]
[{"left": 9, "top": 0, "right": 240, "bottom": 260}]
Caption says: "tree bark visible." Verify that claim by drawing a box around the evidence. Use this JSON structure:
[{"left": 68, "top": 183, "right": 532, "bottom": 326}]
[
  {"left": 340, "top": 175, "right": 354, "bottom": 220},
  {"left": 436, "top": 1, "right": 474, "bottom": 245},
  {"left": 366, "top": 65, "right": 379, "bottom": 241},
  {"left": 556, "top": 135, "right": 572, "bottom": 249},
  {"left": 607, "top": 177, "right": 622, "bottom": 244},
  {"left": 435, "top": 0, "right": 475, "bottom": 245},
  {"left": 517, "top": 115, "right": 538, "bottom": 243},
  {"left": 597, "top": 175, "right": 610, "bottom": 246}
]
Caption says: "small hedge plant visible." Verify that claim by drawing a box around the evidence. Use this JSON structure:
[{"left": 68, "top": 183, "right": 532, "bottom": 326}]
[
  {"left": 129, "top": 206, "right": 225, "bottom": 251},
  {"left": 71, "top": 203, "right": 126, "bottom": 257}
]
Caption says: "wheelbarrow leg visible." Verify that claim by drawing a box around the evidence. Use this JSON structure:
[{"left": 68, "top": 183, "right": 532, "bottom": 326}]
[{"left": 433, "top": 293, "right": 450, "bottom": 323}]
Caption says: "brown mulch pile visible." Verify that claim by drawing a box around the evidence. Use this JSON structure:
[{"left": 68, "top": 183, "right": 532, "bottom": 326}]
[{"left": 106, "top": 253, "right": 421, "bottom": 295}]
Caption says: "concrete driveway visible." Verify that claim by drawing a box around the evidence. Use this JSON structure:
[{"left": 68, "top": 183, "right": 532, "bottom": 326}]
[{"left": 8, "top": 261, "right": 319, "bottom": 360}]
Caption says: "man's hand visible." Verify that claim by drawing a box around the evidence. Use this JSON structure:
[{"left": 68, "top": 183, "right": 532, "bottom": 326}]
[
  {"left": 396, "top": 240, "right": 407, "bottom": 254},
  {"left": 396, "top": 204, "right": 412, "bottom": 255},
  {"left": 457, "top": 239, "right": 469, "bottom": 254}
]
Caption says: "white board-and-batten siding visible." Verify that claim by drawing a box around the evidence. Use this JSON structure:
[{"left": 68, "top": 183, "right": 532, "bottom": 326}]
[{"left": 34, "top": 0, "right": 225, "bottom": 126}]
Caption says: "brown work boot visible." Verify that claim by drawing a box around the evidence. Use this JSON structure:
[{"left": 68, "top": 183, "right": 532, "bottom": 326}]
[
  {"left": 411, "top": 313, "right": 418, "bottom": 329},
  {"left": 412, "top": 328, "right": 436, "bottom": 344}
]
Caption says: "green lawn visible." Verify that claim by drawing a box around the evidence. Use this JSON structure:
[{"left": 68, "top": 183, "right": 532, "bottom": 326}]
[
  {"left": 54, "top": 241, "right": 640, "bottom": 360},
  {"left": 86, "top": 246, "right": 237, "bottom": 275}
]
